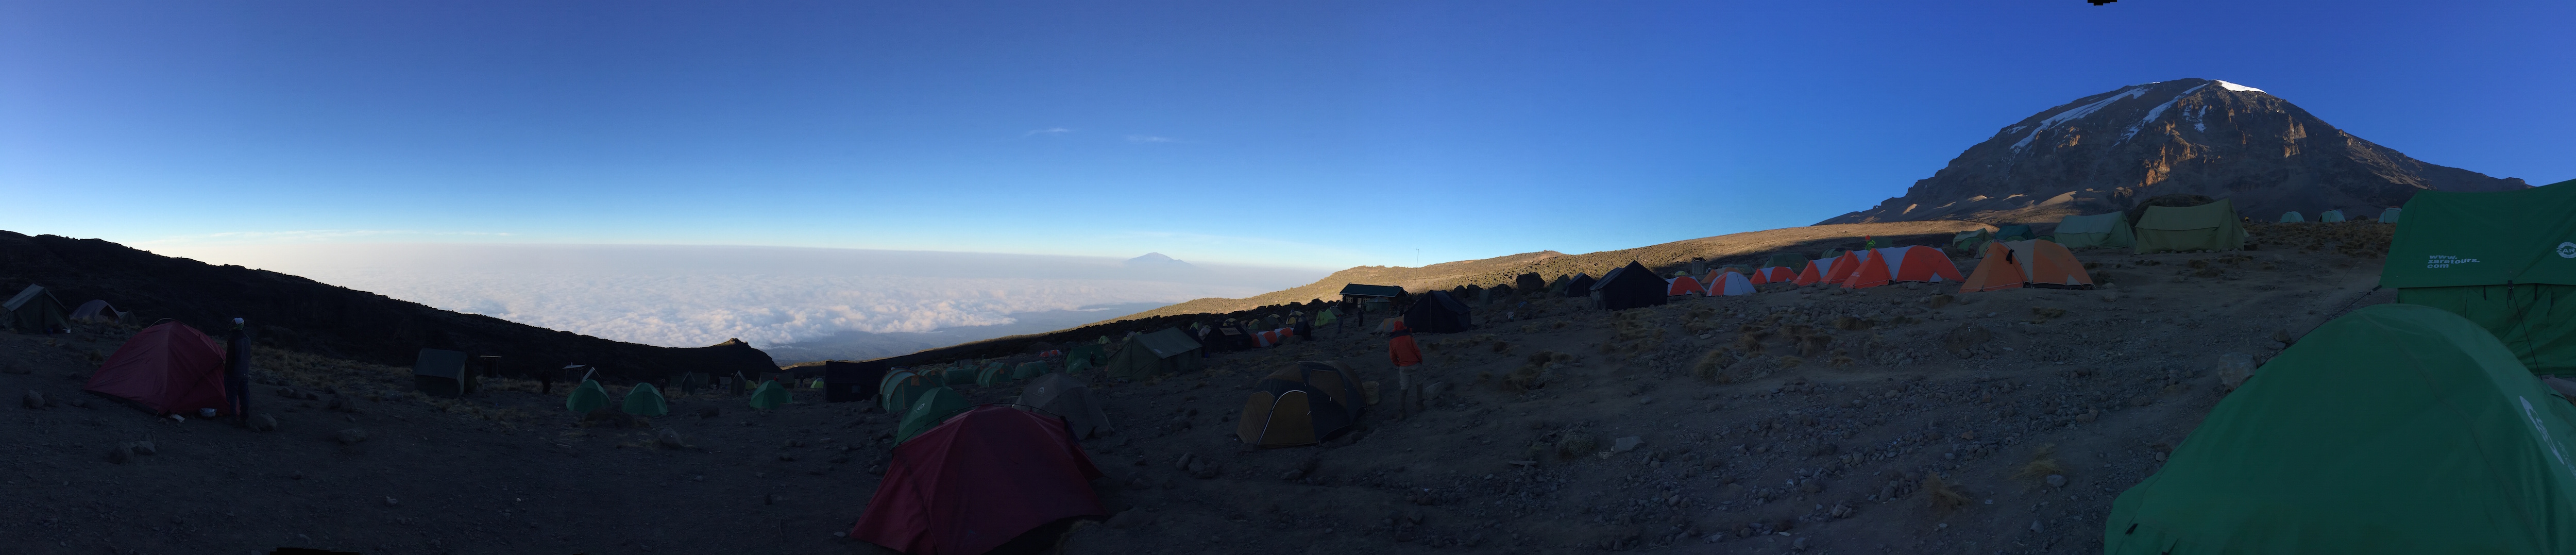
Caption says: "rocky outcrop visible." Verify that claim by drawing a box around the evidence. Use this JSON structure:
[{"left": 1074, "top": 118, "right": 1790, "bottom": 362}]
[
  {"left": 1822, "top": 78, "right": 2527, "bottom": 225},
  {"left": 0, "top": 231, "right": 778, "bottom": 380}
]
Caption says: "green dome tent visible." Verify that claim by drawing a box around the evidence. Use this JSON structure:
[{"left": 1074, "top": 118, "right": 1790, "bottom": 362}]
[
  {"left": 1009, "top": 361, "right": 1050, "bottom": 381},
  {"left": 2133, "top": 198, "right": 2244, "bottom": 254},
  {"left": 1948, "top": 230, "right": 1994, "bottom": 254},
  {"left": 879, "top": 370, "right": 939, "bottom": 417},
  {"left": 748, "top": 380, "right": 791, "bottom": 410},
  {"left": 1994, "top": 225, "right": 2035, "bottom": 242},
  {"left": 2377, "top": 207, "right": 2401, "bottom": 223},
  {"left": 565, "top": 379, "right": 611, "bottom": 414},
  {"left": 975, "top": 364, "right": 1009, "bottom": 386},
  {"left": 2105, "top": 304, "right": 2576, "bottom": 554},
  {"left": 2319, "top": 209, "right": 2347, "bottom": 223},
  {"left": 2052, "top": 212, "right": 2136, "bottom": 249},
  {"left": 621, "top": 382, "right": 668, "bottom": 416},
  {"left": 1101, "top": 328, "right": 1204, "bottom": 379},
  {"left": 2381, "top": 178, "right": 2576, "bottom": 375},
  {"left": 2278, "top": 211, "right": 2305, "bottom": 223},
  {"left": 893, "top": 387, "right": 969, "bottom": 445}
]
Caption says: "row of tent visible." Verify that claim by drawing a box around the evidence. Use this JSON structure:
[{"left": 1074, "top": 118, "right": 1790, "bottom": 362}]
[
  {"left": 2277, "top": 208, "right": 2401, "bottom": 223},
  {"left": 2104, "top": 179, "right": 2576, "bottom": 552},
  {"left": 1953, "top": 199, "right": 2247, "bottom": 255},
  {"left": 6, "top": 284, "right": 129, "bottom": 334}
]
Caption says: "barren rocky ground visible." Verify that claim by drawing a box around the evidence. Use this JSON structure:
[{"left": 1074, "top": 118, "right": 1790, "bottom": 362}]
[{"left": 2, "top": 234, "right": 2395, "bottom": 555}]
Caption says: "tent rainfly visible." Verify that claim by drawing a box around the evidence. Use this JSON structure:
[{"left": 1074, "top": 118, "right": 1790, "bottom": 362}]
[
  {"left": 2380, "top": 178, "right": 2576, "bottom": 375},
  {"left": 2133, "top": 198, "right": 2245, "bottom": 254},
  {"left": 84, "top": 322, "right": 230, "bottom": 416},
  {"left": 1960, "top": 240, "right": 2094, "bottom": 292},
  {"left": 2053, "top": 212, "right": 2136, "bottom": 249}
]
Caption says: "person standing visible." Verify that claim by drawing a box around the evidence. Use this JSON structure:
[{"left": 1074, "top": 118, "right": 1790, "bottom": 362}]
[
  {"left": 1387, "top": 321, "right": 1422, "bottom": 418},
  {"left": 223, "top": 318, "right": 252, "bottom": 425}
]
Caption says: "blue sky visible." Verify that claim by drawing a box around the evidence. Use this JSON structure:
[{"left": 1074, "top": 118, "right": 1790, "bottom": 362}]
[{"left": 6, "top": 0, "right": 2570, "bottom": 270}]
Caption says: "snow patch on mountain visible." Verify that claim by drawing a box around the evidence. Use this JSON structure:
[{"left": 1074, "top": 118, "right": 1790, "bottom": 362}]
[
  {"left": 2123, "top": 84, "right": 2209, "bottom": 142},
  {"left": 2011, "top": 87, "right": 2150, "bottom": 152},
  {"left": 2213, "top": 80, "right": 2263, "bottom": 93}
]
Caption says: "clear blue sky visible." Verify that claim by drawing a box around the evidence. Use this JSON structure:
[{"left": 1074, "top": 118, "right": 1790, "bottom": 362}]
[{"left": 5, "top": 1, "right": 2568, "bottom": 270}]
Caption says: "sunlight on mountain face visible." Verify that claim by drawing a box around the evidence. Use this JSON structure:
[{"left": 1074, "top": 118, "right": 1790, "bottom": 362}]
[{"left": 163, "top": 244, "right": 1323, "bottom": 349}]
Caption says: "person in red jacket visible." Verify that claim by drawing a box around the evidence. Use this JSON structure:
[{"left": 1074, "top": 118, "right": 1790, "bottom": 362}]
[{"left": 1388, "top": 321, "right": 1422, "bottom": 368}]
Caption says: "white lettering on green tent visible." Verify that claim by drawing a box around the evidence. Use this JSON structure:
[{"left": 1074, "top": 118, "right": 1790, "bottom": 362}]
[{"left": 2425, "top": 255, "right": 2482, "bottom": 269}]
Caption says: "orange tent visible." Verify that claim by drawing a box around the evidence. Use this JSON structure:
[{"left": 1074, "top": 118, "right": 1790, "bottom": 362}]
[
  {"left": 1820, "top": 251, "right": 1868, "bottom": 285},
  {"left": 1706, "top": 271, "right": 1756, "bottom": 296},
  {"left": 1959, "top": 240, "right": 2094, "bottom": 292},
  {"left": 1665, "top": 276, "right": 1704, "bottom": 297},
  {"left": 1843, "top": 246, "right": 1965, "bottom": 289},
  {"left": 1792, "top": 256, "right": 1845, "bottom": 286},
  {"left": 1747, "top": 266, "right": 1795, "bottom": 284}
]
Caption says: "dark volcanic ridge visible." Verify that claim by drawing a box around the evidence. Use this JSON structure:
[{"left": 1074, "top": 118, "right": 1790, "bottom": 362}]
[{"left": 1822, "top": 78, "right": 2527, "bottom": 225}]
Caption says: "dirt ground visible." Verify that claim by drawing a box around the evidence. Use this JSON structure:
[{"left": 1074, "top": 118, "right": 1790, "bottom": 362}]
[{"left": 1, "top": 244, "right": 2397, "bottom": 555}]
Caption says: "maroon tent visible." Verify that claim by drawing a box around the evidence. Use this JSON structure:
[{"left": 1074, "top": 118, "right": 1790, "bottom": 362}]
[
  {"left": 86, "top": 322, "right": 229, "bottom": 416},
  {"left": 851, "top": 405, "right": 1106, "bottom": 554}
]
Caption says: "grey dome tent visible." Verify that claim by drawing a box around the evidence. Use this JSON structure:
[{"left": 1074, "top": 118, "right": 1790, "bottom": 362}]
[
  {"left": 1402, "top": 290, "right": 1472, "bottom": 333},
  {"left": 69, "top": 300, "right": 128, "bottom": 325},
  {"left": 1591, "top": 261, "right": 1668, "bottom": 311}
]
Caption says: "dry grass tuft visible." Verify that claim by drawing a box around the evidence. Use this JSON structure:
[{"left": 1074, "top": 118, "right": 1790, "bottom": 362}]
[
  {"left": 1922, "top": 473, "right": 1973, "bottom": 514},
  {"left": 1775, "top": 356, "right": 1804, "bottom": 368},
  {"left": 1692, "top": 349, "right": 1736, "bottom": 381},
  {"left": 2013, "top": 443, "right": 2066, "bottom": 482}
]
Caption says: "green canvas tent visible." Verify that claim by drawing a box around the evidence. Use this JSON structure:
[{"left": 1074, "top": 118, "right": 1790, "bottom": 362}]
[
  {"left": 2318, "top": 209, "right": 2346, "bottom": 222},
  {"left": 879, "top": 370, "right": 938, "bottom": 416},
  {"left": 565, "top": 379, "right": 611, "bottom": 414},
  {"left": 1994, "top": 225, "right": 2035, "bottom": 242},
  {"left": 893, "top": 387, "right": 968, "bottom": 444},
  {"left": 1762, "top": 252, "right": 1809, "bottom": 270},
  {"left": 2381, "top": 179, "right": 2576, "bottom": 375},
  {"left": 2104, "top": 304, "right": 2576, "bottom": 554},
  {"left": 1950, "top": 229, "right": 1994, "bottom": 254},
  {"left": 621, "top": 382, "right": 668, "bottom": 416},
  {"left": 1100, "top": 327, "right": 1204, "bottom": 379},
  {"left": 975, "top": 363, "right": 1011, "bottom": 386},
  {"left": 2278, "top": 211, "right": 2305, "bottom": 223},
  {"left": 2132, "top": 198, "right": 2244, "bottom": 254},
  {"left": 2052, "top": 212, "right": 2136, "bottom": 249},
  {"left": 1066, "top": 344, "right": 1106, "bottom": 368},
  {"left": 2378, "top": 207, "right": 2401, "bottom": 223},
  {"left": 4, "top": 284, "right": 69, "bottom": 334},
  {"left": 748, "top": 380, "right": 791, "bottom": 410},
  {"left": 1009, "top": 361, "right": 1050, "bottom": 381}
]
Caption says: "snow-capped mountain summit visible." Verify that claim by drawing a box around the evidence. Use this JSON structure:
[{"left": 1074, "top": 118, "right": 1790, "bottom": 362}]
[{"left": 1823, "top": 78, "right": 2526, "bottom": 224}]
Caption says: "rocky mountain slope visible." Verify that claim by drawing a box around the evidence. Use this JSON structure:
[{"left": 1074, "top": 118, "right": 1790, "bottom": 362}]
[
  {"left": 0, "top": 231, "right": 777, "bottom": 380},
  {"left": 1821, "top": 78, "right": 2527, "bottom": 225}
]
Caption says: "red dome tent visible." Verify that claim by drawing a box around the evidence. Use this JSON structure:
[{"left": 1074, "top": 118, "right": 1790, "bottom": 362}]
[
  {"left": 1665, "top": 275, "right": 1704, "bottom": 298},
  {"left": 1791, "top": 257, "right": 1841, "bottom": 286},
  {"left": 1842, "top": 246, "right": 1965, "bottom": 289},
  {"left": 85, "top": 321, "right": 230, "bottom": 416},
  {"left": 850, "top": 405, "right": 1107, "bottom": 555}
]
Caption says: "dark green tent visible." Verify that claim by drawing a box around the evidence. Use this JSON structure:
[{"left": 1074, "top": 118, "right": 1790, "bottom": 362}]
[
  {"left": 1009, "top": 361, "right": 1050, "bottom": 381},
  {"left": 1100, "top": 328, "right": 1204, "bottom": 379},
  {"left": 2319, "top": 209, "right": 2347, "bottom": 223},
  {"left": 879, "top": 370, "right": 938, "bottom": 416},
  {"left": 621, "top": 382, "right": 669, "bottom": 416},
  {"left": 2382, "top": 178, "right": 2576, "bottom": 375},
  {"left": 748, "top": 380, "right": 791, "bottom": 410},
  {"left": 2105, "top": 304, "right": 2576, "bottom": 554},
  {"left": 1994, "top": 225, "right": 2035, "bottom": 242},
  {"left": 2053, "top": 212, "right": 2136, "bottom": 249},
  {"left": 2278, "top": 211, "right": 2306, "bottom": 223},
  {"left": 893, "top": 387, "right": 969, "bottom": 444},
  {"left": 4, "top": 284, "right": 69, "bottom": 334},
  {"left": 2133, "top": 198, "right": 2245, "bottom": 254},
  {"left": 1761, "top": 252, "right": 1809, "bottom": 270},
  {"left": 1949, "top": 229, "right": 1994, "bottom": 254},
  {"left": 565, "top": 379, "right": 611, "bottom": 414}
]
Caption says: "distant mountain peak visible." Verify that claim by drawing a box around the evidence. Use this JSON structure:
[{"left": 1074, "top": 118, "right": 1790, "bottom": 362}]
[
  {"left": 1125, "top": 253, "right": 1197, "bottom": 269},
  {"left": 1822, "top": 78, "right": 2524, "bottom": 225}
]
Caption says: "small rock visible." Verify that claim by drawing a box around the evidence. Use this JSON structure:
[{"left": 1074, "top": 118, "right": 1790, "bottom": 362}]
[
  {"left": 1175, "top": 453, "right": 1195, "bottom": 470},
  {"left": 1637, "top": 396, "right": 1654, "bottom": 405},
  {"left": 832, "top": 531, "right": 846, "bottom": 538},
  {"left": 249, "top": 414, "right": 279, "bottom": 432},
  {"left": 656, "top": 428, "right": 688, "bottom": 449},
  {"left": 23, "top": 390, "right": 47, "bottom": 409},
  {"left": 332, "top": 428, "right": 369, "bottom": 445},
  {"left": 1423, "top": 381, "right": 1449, "bottom": 401},
  {"left": 2045, "top": 474, "right": 2067, "bottom": 487},
  {"left": 326, "top": 396, "right": 356, "bottom": 412},
  {"left": 384, "top": 497, "right": 400, "bottom": 506},
  {"left": 783, "top": 439, "right": 806, "bottom": 448},
  {"left": 1106, "top": 509, "right": 1154, "bottom": 529},
  {"left": 2030, "top": 519, "right": 2045, "bottom": 533},
  {"left": 765, "top": 494, "right": 784, "bottom": 504},
  {"left": 1280, "top": 469, "right": 1305, "bottom": 480},
  {"left": 1611, "top": 436, "right": 1643, "bottom": 453},
  {"left": 130, "top": 440, "right": 156, "bottom": 456},
  {"left": 106, "top": 443, "right": 134, "bottom": 463},
  {"left": 1792, "top": 536, "right": 1808, "bottom": 551},
  {"left": 2215, "top": 352, "right": 2257, "bottom": 391}
]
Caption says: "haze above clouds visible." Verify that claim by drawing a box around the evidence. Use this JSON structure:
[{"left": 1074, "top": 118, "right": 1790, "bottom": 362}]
[{"left": 165, "top": 244, "right": 1327, "bottom": 352}]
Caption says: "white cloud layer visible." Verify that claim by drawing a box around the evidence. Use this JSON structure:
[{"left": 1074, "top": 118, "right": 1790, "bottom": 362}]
[{"left": 162, "top": 244, "right": 1320, "bottom": 349}]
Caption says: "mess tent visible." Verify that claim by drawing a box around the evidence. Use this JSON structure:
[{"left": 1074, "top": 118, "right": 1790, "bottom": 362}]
[
  {"left": 2052, "top": 212, "right": 2136, "bottom": 249},
  {"left": 2132, "top": 198, "right": 2245, "bottom": 254},
  {"left": 1100, "top": 327, "right": 1204, "bottom": 379},
  {"left": 68, "top": 300, "right": 129, "bottom": 325},
  {"left": 5, "top": 284, "right": 69, "bottom": 333},
  {"left": 2381, "top": 178, "right": 2576, "bottom": 375},
  {"left": 1019, "top": 373, "right": 1113, "bottom": 439},
  {"left": 1402, "top": 290, "right": 1473, "bottom": 333},
  {"left": 2104, "top": 304, "right": 2576, "bottom": 554},
  {"left": 1591, "top": 261, "right": 1668, "bottom": 311},
  {"left": 1951, "top": 229, "right": 1995, "bottom": 254}
]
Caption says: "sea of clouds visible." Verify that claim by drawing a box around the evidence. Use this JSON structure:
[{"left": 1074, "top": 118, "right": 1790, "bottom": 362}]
[{"left": 166, "top": 244, "right": 1323, "bottom": 349}]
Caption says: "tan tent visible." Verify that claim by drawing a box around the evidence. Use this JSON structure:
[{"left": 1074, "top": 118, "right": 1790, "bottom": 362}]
[
  {"left": 2133, "top": 198, "right": 2245, "bottom": 254},
  {"left": 1018, "top": 373, "right": 1112, "bottom": 439},
  {"left": 1236, "top": 361, "right": 1365, "bottom": 448}
]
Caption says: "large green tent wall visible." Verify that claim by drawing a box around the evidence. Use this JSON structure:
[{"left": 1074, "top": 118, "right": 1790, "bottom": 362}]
[
  {"left": 2104, "top": 304, "right": 2576, "bottom": 554},
  {"left": 2382, "top": 178, "right": 2576, "bottom": 375},
  {"left": 566, "top": 379, "right": 610, "bottom": 414},
  {"left": 621, "top": 382, "right": 668, "bottom": 417},
  {"left": 893, "top": 387, "right": 969, "bottom": 445},
  {"left": 2132, "top": 198, "right": 2245, "bottom": 254},
  {"left": 748, "top": 380, "right": 791, "bottom": 410},
  {"left": 2052, "top": 212, "right": 2136, "bottom": 249}
]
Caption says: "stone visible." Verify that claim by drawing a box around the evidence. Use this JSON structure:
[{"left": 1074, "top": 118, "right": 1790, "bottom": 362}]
[
  {"left": 130, "top": 440, "right": 156, "bottom": 456},
  {"left": 656, "top": 428, "right": 688, "bottom": 449},
  {"left": 1798, "top": 479, "right": 1822, "bottom": 493},
  {"left": 64, "top": 396, "right": 87, "bottom": 408},
  {"left": 326, "top": 396, "right": 357, "bottom": 412},
  {"left": 1611, "top": 436, "right": 1643, "bottom": 453},
  {"left": 1423, "top": 382, "right": 1449, "bottom": 401},
  {"left": 2215, "top": 352, "right": 2257, "bottom": 391},
  {"left": 1637, "top": 396, "right": 1654, "bottom": 405},
  {"left": 332, "top": 428, "right": 369, "bottom": 445},
  {"left": 23, "top": 390, "right": 47, "bottom": 409},
  {"left": 106, "top": 443, "right": 135, "bottom": 463},
  {"left": 1792, "top": 536, "right": 1808, "bottom": 551},
  {"left": 385, "top": 497, "right": 400, "bottom": 506},
  {"left": 2045, "top": 474, "right": 2067, "bottom": 487},
  {"left": 2030, "top": 520, "right": 2045, "bottom": 533},
  {"left": 1941, "top": 324, "right": 1993, "bottom": 356},
  {"left": 249, "top": 414, "right": 279, "bottom": 432}
]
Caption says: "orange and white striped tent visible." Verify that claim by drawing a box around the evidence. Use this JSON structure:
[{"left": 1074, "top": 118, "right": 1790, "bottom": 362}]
[
  {"left": 1665, "top": 275, "right": 1705, "bottom": 297},
  {"left": 1820, "top": 251, "right": 1869, "bottom": 284},
  {"left": 1747, "top": 266, "right": 1795, "bottom": 284},
  {"left": 1791, "top": 255, "right": 1851, "bottom": 285},
  {"left": 1843, "top": 246, "right": 1964, "bottom": 289},
  {"left": 1705, "top": 271, "right": 1756, "bottom": 296},
  {"left": 1959, "top": 240, "right": 2094, "bottom": 292}
]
